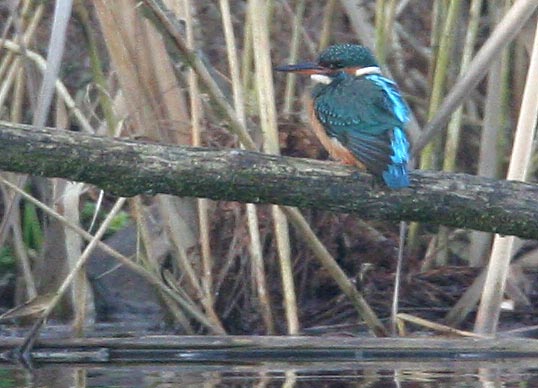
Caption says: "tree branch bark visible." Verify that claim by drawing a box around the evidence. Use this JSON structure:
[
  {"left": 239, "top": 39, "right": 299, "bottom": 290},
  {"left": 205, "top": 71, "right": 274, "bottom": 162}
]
[{"left": 2, "top": 121, "right": 538, "bottom": 240}]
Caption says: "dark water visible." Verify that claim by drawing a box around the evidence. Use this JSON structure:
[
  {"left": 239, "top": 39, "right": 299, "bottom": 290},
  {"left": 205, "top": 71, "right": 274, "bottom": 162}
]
[{"left": 2, "top": 360, "right": 538, "bottom": 387}]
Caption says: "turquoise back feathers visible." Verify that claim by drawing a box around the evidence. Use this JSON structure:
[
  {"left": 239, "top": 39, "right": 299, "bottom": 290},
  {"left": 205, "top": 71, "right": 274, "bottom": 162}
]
[
  {"left": 312, "top": 55, "right": 411, "bottom": 189},
  {"left": 275, "top": 43, "right": 411, "bottom": 189},
  {"left": 368, "top": 74, "right": 410, "bottom": 189}
]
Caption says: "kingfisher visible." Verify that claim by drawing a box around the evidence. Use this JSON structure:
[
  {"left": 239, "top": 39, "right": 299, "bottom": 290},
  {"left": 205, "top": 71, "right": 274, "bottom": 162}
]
[{"left": 275, "top": 43, "right": 411, "bottom": 189}]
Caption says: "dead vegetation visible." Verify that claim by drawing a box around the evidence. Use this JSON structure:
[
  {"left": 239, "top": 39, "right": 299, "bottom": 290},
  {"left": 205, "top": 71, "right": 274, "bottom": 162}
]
[{"left": 1, "top": 0, "right": 538, "bottom": 343}]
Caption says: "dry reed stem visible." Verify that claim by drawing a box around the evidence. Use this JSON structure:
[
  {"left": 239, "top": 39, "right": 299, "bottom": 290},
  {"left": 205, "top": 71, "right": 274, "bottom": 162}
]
[
  {"left": 11, "top": 66, "right": 24, "bottom": 122},
  {"left": 375, "top": 0, "right": 397, "bottom": 64},
  {"left": 1, "top": 40, "right": 93, "bottom": 132},
  {"left": 3, "top": 180, "right": 37, "bottom": 299},
  {"left": 281, "top": 0, "right": 305, "bottom": 118},
  {"left": 133, "top": 197, "right": 197, "bottom": 334},
  {"left": 0, "top": 1, "right": 43, "bottom": 92},
  {"left": 54, "top": 96, "right": 86, "bottom": 336},
  {"left": 468, "top": 1, "right": 507, "bottom": 267},
  {"left": 413, "top": 0, "right": 538, "bottom": 154},
  {"left": 183, "top": 0, "right": 223, "bottom": 332},
  {"left": 281, "top": 1, "right": 316, "bottom": 56},
  {"left": 397, "top": 313, "right": 486, "bottom": 338},
  {"left": 32, "top": 0, "right": 73, "bottom": 129},
  {"left": 142, "top": 0, "right": 387, "bottom": 336},
  {"left": 419, "top": 0, "right": 461, "bottom": 266},
  {"left": 249, "top": 0, "right": 299, "bottom": 334},
  {"left": 94, "top": 0, "right": 218, "bottom": 330},
  {"left": 1, "top": 5, "right": 89, "bottom": 322},
  {"left": 240, "top": 7, "right": 254, "bottom": 100},
  {"left": 93, "top": 0, "right": 161, "bottom": 139},
  {"left": 144, "top": 0, "right": 257, "bottom": 148},
  {"left": 420, "top": 0, "right": 462, "bottom": 171},
  {"left": 474, "top": 17, "right": 538, "bottom": 335},
  {"left": 73, "top": 1, "right": 117, "bottom": 135},
  {"left": 408, "top": 0, "right": 443, "bottom": 266},
  {"left": 60, "top": 182, "right": 85, "bottom": 336},
  {"left": 390, "top": 221, "right": 406, "bottom": 335},
  {"left": 319, "top": 0, "right": 337, "bottom": 50},
  {"left": 5, "top": 31, "right": 36, "bottom": 300},
  {"left": 218, "top": 0, "right": 275, "bottom": 334},
  {"left": 0, "top": 176, "right": 221, "bottom": 333},
  {"left": 157, "top": 196, "right": 206, "bottom": 303},
  {"left": 445, "top": 268, "right": 487, "bottom": 327},
  {"left": 130, "top": 197, "right": 159, "bottom": 273},
  {"left": 20, "top": 197, "right": 127, "bottom": 353},
  {"left": 443, "top": 0, "right": 483, "bottom": 173}
]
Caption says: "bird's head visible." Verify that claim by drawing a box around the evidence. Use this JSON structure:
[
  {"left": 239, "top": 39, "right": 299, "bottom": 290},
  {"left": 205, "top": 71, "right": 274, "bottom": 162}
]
[{"left": 275, "top": 44, "right": 381, "bottom": 84}]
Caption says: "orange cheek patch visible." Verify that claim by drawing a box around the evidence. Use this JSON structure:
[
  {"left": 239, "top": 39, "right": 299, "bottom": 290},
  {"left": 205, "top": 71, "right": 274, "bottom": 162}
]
[{"left": 343, "top": 67, "right": 360, "bottom": 76}]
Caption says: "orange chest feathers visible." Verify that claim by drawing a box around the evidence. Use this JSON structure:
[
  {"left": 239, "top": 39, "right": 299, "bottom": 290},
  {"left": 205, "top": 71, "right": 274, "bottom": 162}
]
[{"left": 307, "top": 100, "right": 366, "bottom": 170}]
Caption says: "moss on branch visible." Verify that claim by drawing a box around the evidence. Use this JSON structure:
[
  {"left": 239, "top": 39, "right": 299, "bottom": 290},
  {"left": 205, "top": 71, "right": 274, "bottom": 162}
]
[{"left": 1, "top": 121, "right": 538, "bottom": 239}]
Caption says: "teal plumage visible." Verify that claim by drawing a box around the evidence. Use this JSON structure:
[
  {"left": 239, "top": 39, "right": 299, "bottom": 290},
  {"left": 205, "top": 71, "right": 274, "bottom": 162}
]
[
  {"left": 312, "top": 71, "right": 410, "bottom": 188},
  {"left": 275, "top": 44, "right": 411, "bottom": 189}
]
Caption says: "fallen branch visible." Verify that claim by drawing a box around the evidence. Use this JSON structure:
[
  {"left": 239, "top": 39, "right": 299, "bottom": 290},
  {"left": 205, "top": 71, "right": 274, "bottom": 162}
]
[
  {"left": 1, "top": 121, "right": 538, "bottom": 239},
  {"left": 3, "top": 334, "right": 538, "bottom": 363}
]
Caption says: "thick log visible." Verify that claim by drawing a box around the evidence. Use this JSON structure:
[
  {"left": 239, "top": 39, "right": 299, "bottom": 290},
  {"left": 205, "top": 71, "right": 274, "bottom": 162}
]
[{"left": 1, "top": 121, "right": 538, "bottom": 239}]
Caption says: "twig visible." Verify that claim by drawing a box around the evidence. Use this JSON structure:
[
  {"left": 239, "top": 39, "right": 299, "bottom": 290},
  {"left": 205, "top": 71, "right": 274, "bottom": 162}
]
[
  {"left": 397, "top": 313, "right": 487, "bottom": 338},
  {"left": 17, "top": 197, "right": 127, "bottom": 360}
]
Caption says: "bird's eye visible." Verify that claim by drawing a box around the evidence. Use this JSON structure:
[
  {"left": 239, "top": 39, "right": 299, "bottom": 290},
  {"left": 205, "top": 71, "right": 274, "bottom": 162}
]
[
  {"left": 331, "top": 61, "right": 345, "bottom": 69},
  {"left": 320, "top": 61, "right": 338, "bottom": 69}
]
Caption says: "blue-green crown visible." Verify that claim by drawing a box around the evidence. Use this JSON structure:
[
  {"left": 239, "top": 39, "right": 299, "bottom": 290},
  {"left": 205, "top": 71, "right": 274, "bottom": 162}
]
[{"left": 318, "top": 44, "right": 379, "bottom": 69}]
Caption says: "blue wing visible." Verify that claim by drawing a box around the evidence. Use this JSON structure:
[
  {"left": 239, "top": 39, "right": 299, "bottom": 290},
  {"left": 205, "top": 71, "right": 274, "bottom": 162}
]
[{"left": 312, "top": 73, "right": 410, "bottom": 188}]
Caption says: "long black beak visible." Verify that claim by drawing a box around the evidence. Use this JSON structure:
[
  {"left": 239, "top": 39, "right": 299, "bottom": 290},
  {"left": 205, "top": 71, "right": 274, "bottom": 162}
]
[{"left": 274, "top": 62, "right": 327, "bottom": 74}]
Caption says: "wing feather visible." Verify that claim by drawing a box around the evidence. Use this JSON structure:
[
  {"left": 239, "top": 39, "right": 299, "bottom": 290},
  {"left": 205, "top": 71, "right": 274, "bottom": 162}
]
[{"left": 313, "top": 73, "right": 409, "bottom": 176}]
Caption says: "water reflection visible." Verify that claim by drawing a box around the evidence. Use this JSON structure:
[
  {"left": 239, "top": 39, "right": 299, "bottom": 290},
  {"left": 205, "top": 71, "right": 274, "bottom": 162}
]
[{"left": 2, "top": 360, "right": 538, "bottom": 387}]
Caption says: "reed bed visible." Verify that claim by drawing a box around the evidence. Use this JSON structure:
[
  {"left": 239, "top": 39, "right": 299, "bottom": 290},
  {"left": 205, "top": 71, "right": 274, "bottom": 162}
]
[{"left": 1, "top": 0, "right": 538, "bottom": 340}]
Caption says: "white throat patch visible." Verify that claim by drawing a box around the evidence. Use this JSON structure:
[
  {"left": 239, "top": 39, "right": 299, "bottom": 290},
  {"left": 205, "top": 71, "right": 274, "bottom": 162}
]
[
  {"left": 354, "top": 66, "right": 382, "bottom": 77},
  {"left": 310, "top": 74, "right": 332, "bottom": 85}
]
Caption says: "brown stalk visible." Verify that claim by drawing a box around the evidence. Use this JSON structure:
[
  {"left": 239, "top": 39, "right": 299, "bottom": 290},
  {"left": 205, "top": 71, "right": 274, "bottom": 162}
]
[
  {"left": 249, "top": 0, "right": 299, "bottom": 334},
  {"left": 475, "top": 17, "right": 538, "bottom": 336},
  {"left": 183, "top": 0, "right": 224, "bottom": 333},
  {"left": 218, "top": 0, "right": 275, "bottom": 333},
  {"left": 142, "top": 0, "right": 388, "bottom": 336},
  {"left": 0, "top": 176, "right": 222, "bottom": 334}
]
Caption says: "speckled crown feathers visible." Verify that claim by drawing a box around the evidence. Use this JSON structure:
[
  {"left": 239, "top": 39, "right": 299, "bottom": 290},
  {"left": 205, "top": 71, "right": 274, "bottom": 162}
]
[{"left": 317, "top": 44, "right": 379, "bottom": 69}]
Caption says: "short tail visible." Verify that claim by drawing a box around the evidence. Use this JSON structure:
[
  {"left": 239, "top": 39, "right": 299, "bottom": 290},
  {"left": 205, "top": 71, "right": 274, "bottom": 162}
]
[{"left": 382, "top": 127, "right": 410, "bottom": 189}]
